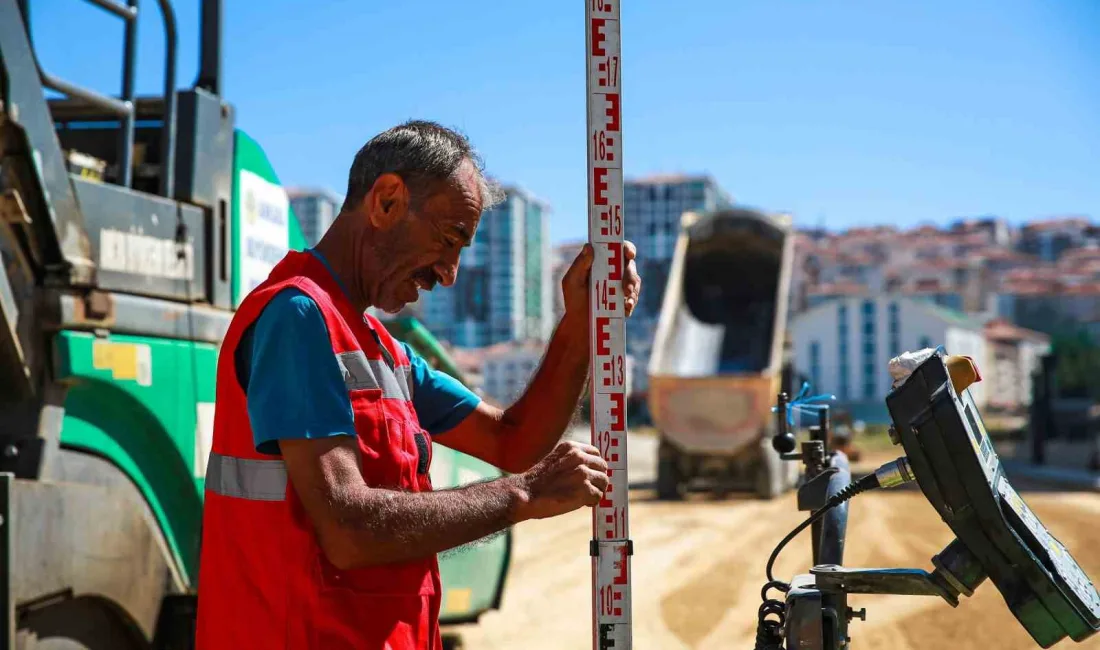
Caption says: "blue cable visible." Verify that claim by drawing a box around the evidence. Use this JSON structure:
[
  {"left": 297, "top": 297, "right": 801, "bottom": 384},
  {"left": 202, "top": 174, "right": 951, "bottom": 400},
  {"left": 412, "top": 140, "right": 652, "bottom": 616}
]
[{"left": 772, "top": 381, "right": 836, "bottom": 428}]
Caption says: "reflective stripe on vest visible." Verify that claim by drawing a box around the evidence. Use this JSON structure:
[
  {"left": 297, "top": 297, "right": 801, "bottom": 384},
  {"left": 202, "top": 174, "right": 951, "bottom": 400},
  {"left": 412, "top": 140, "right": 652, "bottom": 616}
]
[
  {"left": 206, "top": 451, "right": 287, "bottom": 501},
  {"left": 335, "top": 350, "right": 413, "bottom": 401}
]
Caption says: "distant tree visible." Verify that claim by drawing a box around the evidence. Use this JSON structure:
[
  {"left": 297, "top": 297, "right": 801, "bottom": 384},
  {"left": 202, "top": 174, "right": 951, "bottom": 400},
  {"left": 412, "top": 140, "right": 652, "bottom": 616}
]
[{"left": 1050, "top": 330, "right": 1100, "bottom": 400}]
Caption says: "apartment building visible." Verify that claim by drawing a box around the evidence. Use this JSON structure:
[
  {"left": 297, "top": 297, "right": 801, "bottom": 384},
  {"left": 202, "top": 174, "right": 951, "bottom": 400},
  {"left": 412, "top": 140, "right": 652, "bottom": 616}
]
[{"left": 418, "top": 184, "right": 553, "bottom": 348}]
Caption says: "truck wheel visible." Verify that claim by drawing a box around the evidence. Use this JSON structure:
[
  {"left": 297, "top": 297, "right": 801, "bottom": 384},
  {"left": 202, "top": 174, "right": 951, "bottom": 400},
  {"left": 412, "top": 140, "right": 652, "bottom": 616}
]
[
  {"left": 17, "top": 596, "right": 146, "bottom": 650},
  {"left": 656, "top": 439, "right": 686, "bottom": 501},
  {"left": 753, "top": 444, "right": 786, "bottom": 500}
]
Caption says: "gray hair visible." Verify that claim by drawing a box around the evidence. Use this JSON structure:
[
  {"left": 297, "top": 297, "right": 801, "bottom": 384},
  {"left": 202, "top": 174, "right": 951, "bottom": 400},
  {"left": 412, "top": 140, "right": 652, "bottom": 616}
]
[{"left": 342, "top": 120, "right": 505, "bottom": 214}]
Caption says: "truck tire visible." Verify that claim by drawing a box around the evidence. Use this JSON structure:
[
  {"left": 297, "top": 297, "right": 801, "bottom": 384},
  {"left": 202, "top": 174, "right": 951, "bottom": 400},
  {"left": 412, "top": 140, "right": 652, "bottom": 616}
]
[
  {"left": 753, "top": 442, "right": 786, "bottom": 500},
  {"left": 656, "top": 439, "right": 686, "bottom": 501},
  {"left": 17, "top": 596, "right": 146, "bottom": 650}
]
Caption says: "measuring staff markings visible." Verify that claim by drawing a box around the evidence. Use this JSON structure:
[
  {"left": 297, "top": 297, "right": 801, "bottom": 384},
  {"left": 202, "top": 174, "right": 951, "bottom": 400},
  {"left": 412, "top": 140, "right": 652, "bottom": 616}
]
[
  {"left": 587, "top": 0, "right": 630, "bottom": 647},
  {"left": 590, "top": 167, "right": 624, "bottom": 242}
]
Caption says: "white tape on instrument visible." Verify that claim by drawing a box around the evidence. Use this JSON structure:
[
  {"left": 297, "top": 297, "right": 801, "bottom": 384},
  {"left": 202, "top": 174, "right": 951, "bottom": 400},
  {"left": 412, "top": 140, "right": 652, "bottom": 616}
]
[{"left": 587, "top": 1, "right": 632, "bottom": 648}]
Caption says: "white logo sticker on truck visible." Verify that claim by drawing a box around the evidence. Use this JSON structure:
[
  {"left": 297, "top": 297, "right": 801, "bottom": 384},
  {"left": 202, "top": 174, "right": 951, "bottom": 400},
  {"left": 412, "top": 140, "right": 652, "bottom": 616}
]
[{"left": 237, "top": 169, "right": 290, "bottom": 305}]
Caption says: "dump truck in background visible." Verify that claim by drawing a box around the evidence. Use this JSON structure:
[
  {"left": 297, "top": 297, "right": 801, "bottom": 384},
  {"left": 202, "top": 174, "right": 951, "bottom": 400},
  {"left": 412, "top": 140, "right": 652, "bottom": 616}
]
[{"left": 647, "top": 206, "right": 799, "bottom": 499}]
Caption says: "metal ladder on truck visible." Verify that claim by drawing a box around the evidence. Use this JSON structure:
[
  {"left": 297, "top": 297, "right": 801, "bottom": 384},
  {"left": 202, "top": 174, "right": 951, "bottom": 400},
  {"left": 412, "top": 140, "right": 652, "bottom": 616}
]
[{"left": 1, "top": 0, "right": 236, "bottom": 647}]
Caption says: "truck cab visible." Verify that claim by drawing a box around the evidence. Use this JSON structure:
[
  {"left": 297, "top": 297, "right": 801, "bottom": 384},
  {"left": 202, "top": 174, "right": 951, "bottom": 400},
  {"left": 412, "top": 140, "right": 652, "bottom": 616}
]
[{"left": 0, "top": 2, "right": 508, "bottom": 647}]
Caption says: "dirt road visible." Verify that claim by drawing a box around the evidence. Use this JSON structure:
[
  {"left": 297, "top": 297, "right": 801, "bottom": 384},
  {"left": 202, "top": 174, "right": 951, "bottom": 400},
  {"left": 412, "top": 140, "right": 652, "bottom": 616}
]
[{"left": 450, "top": 438, "right": 1100, "bottom": 649}]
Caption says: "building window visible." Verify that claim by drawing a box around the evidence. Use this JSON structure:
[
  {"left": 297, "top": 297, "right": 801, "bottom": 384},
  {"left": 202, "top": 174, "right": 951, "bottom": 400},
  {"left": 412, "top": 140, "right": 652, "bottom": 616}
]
[
  {"left": 809, "top": 341, "right": 820, "bottom": 390},
  {"left": 889, "top": 302, "right": 900, "bottom": 356},
  {"left": 837, "top": 305, "right": 849, "bottom": 400},
  {"left": 861, "top": 300, "right": 876, "bottom": 399}
]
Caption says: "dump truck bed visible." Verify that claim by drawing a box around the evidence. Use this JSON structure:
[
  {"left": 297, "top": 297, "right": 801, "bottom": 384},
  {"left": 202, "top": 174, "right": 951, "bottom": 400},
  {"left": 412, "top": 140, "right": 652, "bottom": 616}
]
[{"left": 648, "top": 207, "right": 794, "bottom": 456}]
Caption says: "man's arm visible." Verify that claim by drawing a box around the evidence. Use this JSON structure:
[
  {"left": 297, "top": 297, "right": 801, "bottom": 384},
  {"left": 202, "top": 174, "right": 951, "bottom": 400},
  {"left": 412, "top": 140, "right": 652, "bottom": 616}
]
[
  {"left": 238, "top": 289, "right": 609, "bottom": 569},
  {"left": 436, "top": 242, "right": 641, "bottom": 473},
  {"left": 438, "top": 315, "right": 588, "bottom": 473},
  {"left": 281, "top": 435, "right": 608, "bottom": 569}
]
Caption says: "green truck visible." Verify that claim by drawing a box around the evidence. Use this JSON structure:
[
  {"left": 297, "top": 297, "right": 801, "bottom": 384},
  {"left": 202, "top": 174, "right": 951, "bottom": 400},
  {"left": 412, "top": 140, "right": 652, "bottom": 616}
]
[{"left": 0, "top": 1, "right": 509, "bottom": 647}]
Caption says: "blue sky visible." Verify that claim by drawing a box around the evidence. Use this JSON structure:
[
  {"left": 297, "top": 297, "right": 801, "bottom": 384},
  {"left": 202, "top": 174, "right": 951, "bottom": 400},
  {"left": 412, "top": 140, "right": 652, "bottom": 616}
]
[{"left": 30, "top": 0, "right": 1100, "bottom": 244}]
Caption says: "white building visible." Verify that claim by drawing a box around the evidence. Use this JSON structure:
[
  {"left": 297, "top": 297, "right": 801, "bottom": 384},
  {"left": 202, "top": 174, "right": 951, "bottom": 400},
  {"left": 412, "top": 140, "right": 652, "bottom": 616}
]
[
  {"left": 479, "top": 341, "right": 634, "bottom": 408},
  {"left": 288, "top": 187, "right": 344, "bottom": 246},
  {"left": 791, "top": 295, "right": 989, "bottom": 419},
  {"left": 480, "top": 342, "right": 546, "bottom": 407},
  {"left": 419, "top": 184, "right": 553, "bottom": 347},
  {"left": 983, "top": 319, "right": 1051, "bottom": 413}
]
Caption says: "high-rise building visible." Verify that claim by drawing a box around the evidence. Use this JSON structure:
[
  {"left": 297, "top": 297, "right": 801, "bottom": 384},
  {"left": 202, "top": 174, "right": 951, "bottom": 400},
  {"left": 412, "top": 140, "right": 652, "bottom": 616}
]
[
  {"left": 420, "top": 184, "right": 552, "bottom": 348},
  {"left": 288, "top": 187, "right": 344, "bottom": 246},
  {"left": 623, "top": 174, "right": 733, "bottom": 393}
]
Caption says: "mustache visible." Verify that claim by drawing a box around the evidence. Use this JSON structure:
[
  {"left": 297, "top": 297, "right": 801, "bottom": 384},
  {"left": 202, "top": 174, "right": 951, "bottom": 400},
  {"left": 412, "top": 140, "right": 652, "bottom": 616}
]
[{"left": 412, "top": 268, "right": 440, "bottom": 290}]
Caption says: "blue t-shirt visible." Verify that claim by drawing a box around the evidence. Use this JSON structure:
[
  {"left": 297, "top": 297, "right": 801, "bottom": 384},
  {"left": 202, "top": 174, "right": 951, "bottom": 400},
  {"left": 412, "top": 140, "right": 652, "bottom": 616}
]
[{"left": 234, "top": 256, "right": 480, "bottom": 455}]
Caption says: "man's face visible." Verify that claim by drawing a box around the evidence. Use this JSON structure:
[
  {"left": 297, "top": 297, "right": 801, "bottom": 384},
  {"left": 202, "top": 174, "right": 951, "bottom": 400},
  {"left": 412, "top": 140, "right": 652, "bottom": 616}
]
[{"left": 366, "top": 159, "right": 483, "bottom": 313}]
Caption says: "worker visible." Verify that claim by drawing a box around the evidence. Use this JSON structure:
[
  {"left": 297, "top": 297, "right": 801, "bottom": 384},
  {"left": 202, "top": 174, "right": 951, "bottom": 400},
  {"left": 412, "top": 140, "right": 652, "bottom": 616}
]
[{"left": 195, "top": 120, "right": 641, "bottom": 650}]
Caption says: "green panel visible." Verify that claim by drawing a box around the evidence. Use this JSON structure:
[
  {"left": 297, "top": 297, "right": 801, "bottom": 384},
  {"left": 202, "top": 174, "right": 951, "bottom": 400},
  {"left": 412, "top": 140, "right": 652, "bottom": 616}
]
[{"left": 55, "top": 330, "right": 217, "bottom": 586}]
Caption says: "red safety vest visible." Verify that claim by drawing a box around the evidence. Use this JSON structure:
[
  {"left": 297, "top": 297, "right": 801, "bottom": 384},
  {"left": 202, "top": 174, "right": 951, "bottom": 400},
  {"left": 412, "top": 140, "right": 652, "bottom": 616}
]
[{"left": 195, "top": 250, "right": 442, "bottom": 650}]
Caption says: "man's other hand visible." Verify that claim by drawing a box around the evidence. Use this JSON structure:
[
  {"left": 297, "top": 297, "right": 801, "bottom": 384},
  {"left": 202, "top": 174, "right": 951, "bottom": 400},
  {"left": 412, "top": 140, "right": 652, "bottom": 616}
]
[
  {"left": 514, "top": 440, "right": 610, "bottom": 521},
  {"left": 562, "top": 240, "right": 642, "bottom": 320}
]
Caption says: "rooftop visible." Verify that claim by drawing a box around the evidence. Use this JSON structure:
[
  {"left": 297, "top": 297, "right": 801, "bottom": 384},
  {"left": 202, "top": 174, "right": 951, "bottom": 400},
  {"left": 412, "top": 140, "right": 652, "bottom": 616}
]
[
  {"left": 625, "top": 173, "right": 715, "bottom": 185},
  {"left": 999, "top": 280, "right": 1060, "bottom": 295},
  {"left": 908, "top": 224, "right": 943, "bottom": 237},
  {"left": 1058, "top": 245, "right": 1100, "bottom": 265},
  {"left": 491, "top": 181, "right": 553, "bottom": 210},
  {"left": 1061, "top": 283, "right": 1100, "bottom": 296},
  {"left": 978, "top": 248, "right": 1036, "bottom": 263},
  {"left": 807, "top": 281, "right": 867, "bottom": 296},
  {"left": 1023, "top": 216, "right": 1093, "bottom": 232},
  {"left": 984, "top": 318, "right": 1050, "bottom": 344},
  {"left": 915, "top": 300, "right": 987, "bottom": 331},
  {"left": 286, "top": 186, "right": 345, "bottom": 203}
]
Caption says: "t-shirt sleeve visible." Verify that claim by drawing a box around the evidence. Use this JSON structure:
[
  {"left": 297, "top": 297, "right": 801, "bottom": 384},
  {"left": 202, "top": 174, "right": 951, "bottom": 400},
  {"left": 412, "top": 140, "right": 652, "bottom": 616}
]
[
  {"left": 400, "top": 342, "right": 482, "bottom": 437},
  {"left": 235, "top": 289, "right": 356, "bottom": 455}
]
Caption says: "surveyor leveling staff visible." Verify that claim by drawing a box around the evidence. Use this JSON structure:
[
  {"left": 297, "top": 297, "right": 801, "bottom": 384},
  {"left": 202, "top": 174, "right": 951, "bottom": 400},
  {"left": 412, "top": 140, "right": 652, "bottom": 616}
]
[{"left": 586, "top": 1, "right": 634, "bottom": 648}]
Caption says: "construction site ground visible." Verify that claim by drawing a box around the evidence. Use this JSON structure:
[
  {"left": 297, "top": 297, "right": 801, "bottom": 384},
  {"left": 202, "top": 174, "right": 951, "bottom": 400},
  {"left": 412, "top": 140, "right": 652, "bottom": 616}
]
[{"left": 445, "top": 430, "right": 1100, "bottom": 650}]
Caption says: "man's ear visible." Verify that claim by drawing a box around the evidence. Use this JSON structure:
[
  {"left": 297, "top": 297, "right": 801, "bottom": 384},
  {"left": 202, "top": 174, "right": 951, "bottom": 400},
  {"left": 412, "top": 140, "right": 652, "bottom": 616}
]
[{"left": 365, "top": 173, "right": 409, "bottom": 230}]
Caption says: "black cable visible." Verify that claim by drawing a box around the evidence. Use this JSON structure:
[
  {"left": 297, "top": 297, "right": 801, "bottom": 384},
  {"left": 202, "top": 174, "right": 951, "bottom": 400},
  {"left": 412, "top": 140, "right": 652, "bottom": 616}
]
[
  {"left": 754, "top": 472, "right": 882, "bottom": 649},
  {"left": 767, "top": 473, "right": 879, "bottom": 582}
]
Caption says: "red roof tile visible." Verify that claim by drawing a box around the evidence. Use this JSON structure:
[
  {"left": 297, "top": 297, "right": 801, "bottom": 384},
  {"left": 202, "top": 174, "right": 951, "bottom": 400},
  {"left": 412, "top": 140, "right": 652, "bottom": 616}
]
[
  {"left": 984, "top": 318, "right": 1051, "bottom": 344},
  {"left": 807, "top": 281, "right": 866, "bottom": 295}
]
